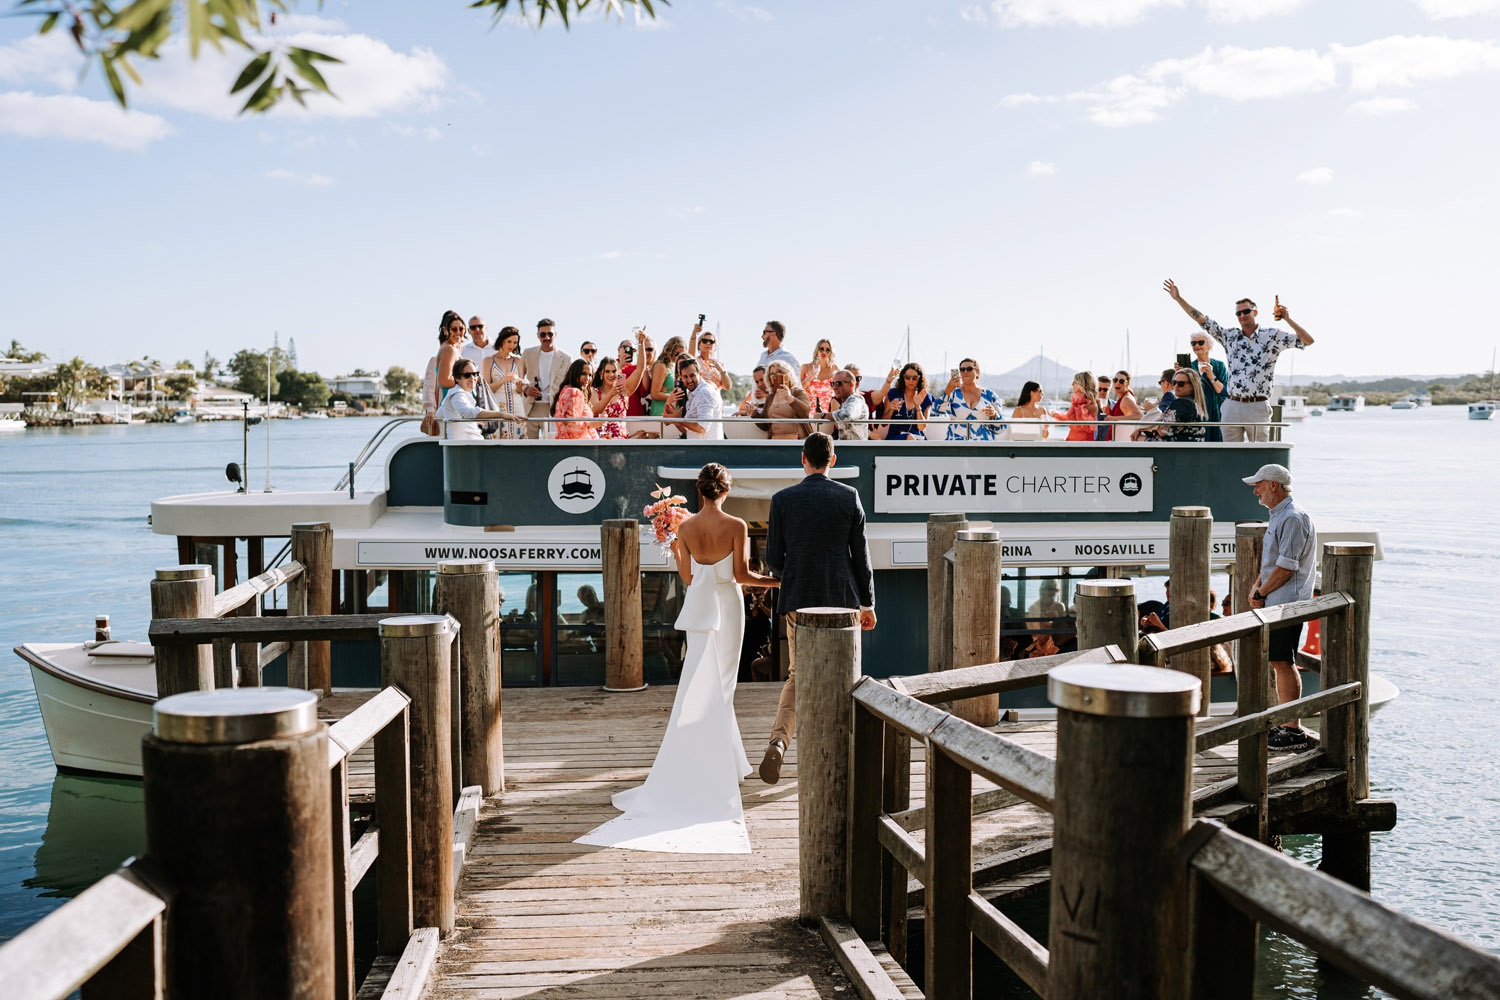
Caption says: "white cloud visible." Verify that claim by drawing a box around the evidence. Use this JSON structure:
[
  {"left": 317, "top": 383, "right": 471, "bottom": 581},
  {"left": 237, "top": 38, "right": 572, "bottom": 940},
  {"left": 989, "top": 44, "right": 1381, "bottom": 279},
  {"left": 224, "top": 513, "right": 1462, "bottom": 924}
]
[
  {"left": 965, "top": 0, "right": 1306, "bottom": 26},
  {"left": 0, "top": 33, "right": 81, "bottom": 90},
  {"left": 1202, "top": 0, "right": 1310, "bottom": 20},
  {"left": 1349, "top": 96, "right": 1418, "bottom": 113},
  {"left": 1331, "top": 35, "right": 1500, "bottom": 91},
  {"left": 1328, "top": 207, "right": 1364, "bottom": 218},
  {"left": 264, "top": 168, "right": 333, "bottom": 186},
  {"left": 600, "top": 250, "right": 627, "bottom": 260},
  {"left": 131, "top": 31, "right": 450, "bottom": 120},
  {"left": 1027, "top": 160, "right": 1057, "bottom": 176},
  {"left": 1297, "top": 167, "right": 1334, "bottom": 185},
  {"left": 0, "top": 91, "right": 172, "bottom": 150},
  {"left": 716, "top": 1, "right": 773, "bottom": 21},
  {"left": 1003, "top": 35, "right": 1500, "bottom": 125},
  {"left": 276, "top": 14, "right": 350, "bottom": 32},
  {"left": 1411, "top": 0, "right": 1500, "bottom": 17}
]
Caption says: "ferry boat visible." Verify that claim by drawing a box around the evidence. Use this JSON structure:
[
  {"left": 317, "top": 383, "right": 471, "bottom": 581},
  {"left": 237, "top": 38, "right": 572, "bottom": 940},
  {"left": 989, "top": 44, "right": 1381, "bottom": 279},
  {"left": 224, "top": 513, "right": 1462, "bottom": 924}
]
[
  {"left": 1326, "top": 394, "right": 1365, "bottom": 412},
  {"left": 1277, "top": 394, "right": 1309, "bottom": 421},
  {"left": 1470, "top": 401, "right": 1496, "bottom": 421},
  {"left": 16, "top": 421, "right": 1391, "bottom": 777}
]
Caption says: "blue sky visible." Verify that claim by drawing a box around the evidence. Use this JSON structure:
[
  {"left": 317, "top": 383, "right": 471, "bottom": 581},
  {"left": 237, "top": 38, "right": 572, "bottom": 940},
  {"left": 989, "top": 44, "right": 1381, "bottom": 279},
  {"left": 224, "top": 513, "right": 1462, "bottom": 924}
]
[{"left": 2, "top": 0, "right": 1498, "bottom": 383}]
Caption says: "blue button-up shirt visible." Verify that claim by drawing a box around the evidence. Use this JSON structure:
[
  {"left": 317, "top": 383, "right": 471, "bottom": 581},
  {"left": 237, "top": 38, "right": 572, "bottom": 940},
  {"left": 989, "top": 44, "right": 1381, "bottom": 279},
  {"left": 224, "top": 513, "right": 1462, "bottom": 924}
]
[{"left": 1260, "top": 496, "right": 1316, "bottom": 607}]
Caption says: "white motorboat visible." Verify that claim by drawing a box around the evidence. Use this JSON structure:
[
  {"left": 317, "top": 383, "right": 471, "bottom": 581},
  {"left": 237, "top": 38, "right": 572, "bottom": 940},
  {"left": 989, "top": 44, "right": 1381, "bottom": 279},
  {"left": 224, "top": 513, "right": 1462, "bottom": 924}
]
[
  {"left": 1309, "top": 407, "right": 1324, "bottom": 416},
  {"left": 1390, "top": 398, "right": 1416, "bottom": 410},
  {"left": 1278, "top": 395, "right": 1309, "bottom": 420},
  {"left": 1470, "top": 401, "right": 1496, "bottom": 421},
  {"left": 1327, "top": 394, "right": 1365, "bottom": 412},
  {"left": 16, "top": 642, "right": 154, "bottom": 777}
]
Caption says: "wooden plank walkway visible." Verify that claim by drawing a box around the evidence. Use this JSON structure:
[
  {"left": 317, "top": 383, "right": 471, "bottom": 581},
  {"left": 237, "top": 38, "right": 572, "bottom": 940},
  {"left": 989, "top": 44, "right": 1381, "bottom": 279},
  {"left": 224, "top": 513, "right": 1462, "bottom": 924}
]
[{"left": 374, "top": 681, "right": 1296, "bottom": 1000}]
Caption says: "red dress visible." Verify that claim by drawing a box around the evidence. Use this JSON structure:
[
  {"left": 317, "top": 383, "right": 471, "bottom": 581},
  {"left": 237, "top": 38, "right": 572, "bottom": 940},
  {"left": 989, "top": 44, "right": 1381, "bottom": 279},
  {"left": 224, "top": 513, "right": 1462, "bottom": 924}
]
[{"left": 555, "top": 386, "right": 599, "bottom": 439}]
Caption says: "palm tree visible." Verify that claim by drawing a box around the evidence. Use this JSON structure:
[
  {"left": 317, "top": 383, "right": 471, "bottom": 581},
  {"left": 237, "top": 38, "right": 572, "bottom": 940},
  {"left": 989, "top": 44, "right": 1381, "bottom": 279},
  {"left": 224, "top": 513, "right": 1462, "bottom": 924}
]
[{"left": 6, "top": 340, "right": 47, "bottom": 363}]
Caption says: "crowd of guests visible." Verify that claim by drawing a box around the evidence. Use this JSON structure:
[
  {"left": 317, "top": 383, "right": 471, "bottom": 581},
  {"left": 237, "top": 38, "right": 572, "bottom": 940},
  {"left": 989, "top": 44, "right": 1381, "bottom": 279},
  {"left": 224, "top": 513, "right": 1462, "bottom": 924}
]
[{"left": 424, "top": 285, "right": 1311, "bottom": 444}]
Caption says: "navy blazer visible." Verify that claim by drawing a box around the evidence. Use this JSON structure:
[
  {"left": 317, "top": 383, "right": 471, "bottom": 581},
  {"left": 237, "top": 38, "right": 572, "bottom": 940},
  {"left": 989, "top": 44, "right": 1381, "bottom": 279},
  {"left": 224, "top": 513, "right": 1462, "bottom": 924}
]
[{"left": 765, "top": 473, "right": 875, "bottom": 615}]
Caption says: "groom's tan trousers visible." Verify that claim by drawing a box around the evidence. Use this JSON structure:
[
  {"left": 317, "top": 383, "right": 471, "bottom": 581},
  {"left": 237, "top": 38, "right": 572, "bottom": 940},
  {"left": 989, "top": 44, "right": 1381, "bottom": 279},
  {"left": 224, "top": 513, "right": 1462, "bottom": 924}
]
[{"left": 769, "top": 611, "right": 797, "bottom": 747}]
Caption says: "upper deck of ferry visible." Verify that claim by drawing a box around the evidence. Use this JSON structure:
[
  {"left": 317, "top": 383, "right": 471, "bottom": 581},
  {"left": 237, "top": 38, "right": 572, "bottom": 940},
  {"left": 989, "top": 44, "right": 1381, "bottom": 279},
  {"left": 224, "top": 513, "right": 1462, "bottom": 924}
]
[{"left": 147, "top": 426, "right": 1381, "bottom": 685}]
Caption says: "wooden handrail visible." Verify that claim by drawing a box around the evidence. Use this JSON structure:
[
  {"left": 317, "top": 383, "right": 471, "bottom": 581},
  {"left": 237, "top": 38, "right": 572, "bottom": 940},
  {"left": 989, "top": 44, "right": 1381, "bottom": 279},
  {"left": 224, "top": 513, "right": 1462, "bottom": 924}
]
[
  {"left": 967, "top": 892, "right": 1049, "bottom": 998},
  {"left": 327, "top": 687, "right": 412, "bottom": 767},
  {"left": 1185, "top": 820, "right": 1500, "bottom": 1000},
  {"left": 852, "top": 677, "right": 951, "bottom": 741},
  {"left": 1194, "top": 682, "right": 1362, "bottom": 753},
  {"left": 929, "top": 714, "right": 1056, "bottom": 811},
  {"left": 149, "top": 612, "right": 393, "bottom": 645},
  {"left": 212, "top": 560, "right": 304, "bottom": 618},
  {"left": 894, "top": 645, "right": 1127, "bottom": 704},
  {"left": 0, "top": 863, "right": 164, "bottom": 1000},
  {"left": 1146, "top": 593, "right": 1351, "bottom": 659},
  {"left": 876, "top": 816, "right": 925, "bottom": 881}
]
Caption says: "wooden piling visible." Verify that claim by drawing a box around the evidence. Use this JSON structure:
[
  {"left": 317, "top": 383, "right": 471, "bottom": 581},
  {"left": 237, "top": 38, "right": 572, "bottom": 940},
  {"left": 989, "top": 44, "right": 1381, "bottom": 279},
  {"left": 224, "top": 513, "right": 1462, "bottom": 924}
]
[
  {"left": 793, "top": 607, "right": 862, "bottom": 921},
  {"left": 1074, "top": 578, "right": 1138, "bottom": 663},
  {"left": 142, "top": 687, "right": 333, "bottom": 999},
  {"left": 1320, "top": 542, "right": 1376, "bottom": 892},
  {"left": 951, "top": 529, "right": 1002, "bottom": 726},
  {"left": 150, "top": 565, "right": 215, "bottom": 696},
  {"left": 925, "top": 734, "right": 973, "bottom": 1000},
  {"left": 435, "top": 561, "right": 504, "bottom": 795},
  {"left": 1233, "top": 522, "right": 1267, "bottom": 691},
  {"left": 291, "top": 523, "right": 333, "bottom": 696},
  {"left": 601, "top": 520, "right": 646, "bottom": 692},
  {"left": 380, "top": 615, "right": 455, "bottom": 935},
  {"left": 1169, "top": 505, "right": 1213, "bottom": 715},
  {"left": 1048, "top": 662, "right": 1200, "bottom": 1000},
  {"left": 926, "top": 513, "right": 968, "bottom": 673}
]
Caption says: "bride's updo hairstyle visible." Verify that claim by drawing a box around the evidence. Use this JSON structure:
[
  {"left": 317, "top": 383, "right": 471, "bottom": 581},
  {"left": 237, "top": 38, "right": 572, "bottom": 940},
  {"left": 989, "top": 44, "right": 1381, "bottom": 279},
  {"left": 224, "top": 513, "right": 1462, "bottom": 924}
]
[{"left": 697, "top": 463, "right": 732, "bottom": 501}]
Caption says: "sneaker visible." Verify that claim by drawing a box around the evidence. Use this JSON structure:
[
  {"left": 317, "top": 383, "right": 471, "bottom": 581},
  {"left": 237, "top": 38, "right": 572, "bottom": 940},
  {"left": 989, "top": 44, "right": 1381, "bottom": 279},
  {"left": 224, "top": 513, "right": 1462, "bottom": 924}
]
[
  {"left": 759, "top": 740, "right": 785, "bottom": 784},
  {"left": 1267, "top": 725, "right": 1311, "bottom": 750}
]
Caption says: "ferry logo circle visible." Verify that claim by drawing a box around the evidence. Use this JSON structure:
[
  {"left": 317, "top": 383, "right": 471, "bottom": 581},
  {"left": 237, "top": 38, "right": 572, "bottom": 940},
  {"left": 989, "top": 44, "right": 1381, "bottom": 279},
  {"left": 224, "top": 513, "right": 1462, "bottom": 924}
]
[
  {"left": 1118, "top": 472, "right": 1143, "bottom": 497},
  {"left": 548, "top": 457, "right": 605, "bottom": 514}
]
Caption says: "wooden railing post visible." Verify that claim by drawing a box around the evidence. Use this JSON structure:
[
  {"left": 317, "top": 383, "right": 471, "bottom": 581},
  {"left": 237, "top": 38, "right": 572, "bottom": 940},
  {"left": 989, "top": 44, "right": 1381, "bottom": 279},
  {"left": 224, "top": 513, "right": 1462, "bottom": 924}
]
[
  {"left": 1048, "top": 662, "right": 1200, "bottom": 1000},
  {"left": 292, "top": 522, "right": 333, "bottom": 696},
  {"left": 1074, "top": 578, "right": 1138, "bottom": 663},
  {"left": 143, "top": 687, "right": 333, "bottom": 998},
  {"left": 882, "top": 695, "right": 912, "bottom": 965},
  {"left": 847, "top": 698, "right": 884, "bottom": 939},
  {"left": 1169, "top": 505, "right": 1213, "bottom": 715},
  {"left": 1233, "top": 522, "right": 1267, "bottom": 700},
  {"left": 601, "top": 519, "right": 646, "bottom": 692},
  {"left": 794, "top": 607, "right": 862, "bottom": 921},
  {"left": 925, "top": 725, "right": 973, "bottom": 1000},
  {"left": 380, "top": 615, "right": 455, "bottom": 935},
  {"left": 927, "top": 513, "right": 968, "bottom": 673},
  {"left": 951, "top": 528, "right": 1002, "bottom": 726},
  {"left": 435, "top": 560, "right": 504, "bottom": 795},
  {"left": 1320, "top": 541, "right": 1375, "bottom": 892},
  {"left": 150, "top": 565, "right": 214, "bottom": 695}
]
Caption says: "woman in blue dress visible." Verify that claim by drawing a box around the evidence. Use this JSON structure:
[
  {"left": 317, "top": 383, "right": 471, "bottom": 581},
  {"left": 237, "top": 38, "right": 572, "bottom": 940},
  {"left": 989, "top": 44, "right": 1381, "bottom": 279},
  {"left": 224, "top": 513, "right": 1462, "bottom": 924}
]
[
  {"left": 880, "top": 362, "right": 934, "bottom": 440},
  {"left": 934, "top": 358, "right": 1005, "bottom": 440}
]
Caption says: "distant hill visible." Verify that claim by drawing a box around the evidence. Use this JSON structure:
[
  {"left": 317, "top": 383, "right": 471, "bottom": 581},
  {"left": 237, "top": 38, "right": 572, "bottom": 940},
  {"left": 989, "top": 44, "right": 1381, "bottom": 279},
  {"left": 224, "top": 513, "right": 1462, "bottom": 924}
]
[{"left": 977, "top": 354, "right": 1086, "bottom": 396}]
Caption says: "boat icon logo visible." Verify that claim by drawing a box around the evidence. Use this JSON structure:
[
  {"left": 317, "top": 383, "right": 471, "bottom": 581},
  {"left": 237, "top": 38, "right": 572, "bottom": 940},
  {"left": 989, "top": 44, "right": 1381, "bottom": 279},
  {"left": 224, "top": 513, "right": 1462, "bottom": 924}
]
[
  {"left": 1118, "top": 472, "right": 1143, "bottom": 497},
  {"left": 546, "top": 456, "right": 605, "bottom": 514},
  {"left": 559, "top": 467, "right": 594, "bottom": 500}
]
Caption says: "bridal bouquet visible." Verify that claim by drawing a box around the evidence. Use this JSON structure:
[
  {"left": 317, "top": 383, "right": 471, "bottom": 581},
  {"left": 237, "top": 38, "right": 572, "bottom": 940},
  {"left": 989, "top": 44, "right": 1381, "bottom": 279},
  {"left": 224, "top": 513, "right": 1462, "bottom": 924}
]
[{"left": 642, "top": 485, "right": 690, "bottom": 554}]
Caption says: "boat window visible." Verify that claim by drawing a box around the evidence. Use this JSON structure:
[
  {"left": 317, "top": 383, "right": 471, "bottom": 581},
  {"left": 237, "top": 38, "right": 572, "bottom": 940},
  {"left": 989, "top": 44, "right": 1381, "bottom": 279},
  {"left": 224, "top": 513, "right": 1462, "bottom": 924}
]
[{"left": 499, "top": 573, "right": 539, "bottom": 622}]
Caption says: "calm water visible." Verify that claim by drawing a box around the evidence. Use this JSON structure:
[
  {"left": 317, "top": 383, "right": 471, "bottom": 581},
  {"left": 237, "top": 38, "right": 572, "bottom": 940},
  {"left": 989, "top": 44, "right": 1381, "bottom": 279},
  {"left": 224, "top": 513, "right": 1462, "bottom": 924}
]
[{"left": 2, "top": 409, "right": 1498, "bottom": 996}]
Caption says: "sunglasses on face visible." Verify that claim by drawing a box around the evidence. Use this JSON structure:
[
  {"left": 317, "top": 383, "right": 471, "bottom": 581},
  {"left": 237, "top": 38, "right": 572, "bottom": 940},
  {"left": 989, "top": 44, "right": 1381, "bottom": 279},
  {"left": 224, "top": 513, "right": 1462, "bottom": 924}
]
[
  {"left": 960, "top": 366, "right": 977, "bottom": 373},
  {"left": 903, "top": 375, "right": 920, "bottom": 381},
  {"left": 1190, "top": 340, "right": 1206, "bottom": 346},
  {"left": 458, "top": 370, "right": 478, "bottom": 380},
  {"left": 1112, "top": 377, "right": 1128, "bottom": 384},
  {"left": 470, "top": 324, "right": 484, "bottom": 331},
  {"left": 1173, "top": 379, "right": 1192, "bottom": 388},
  {"left": 581, "top": 348, "right": 596, "bottom": 355},
  {"left": 700, "top": 338, "right": 715, "bottom": 345},
  {"left": 830, "top": 378, "right": 851, "bottom": 386},
  {"left": 1235, "top": 308, "right": 1254, "bottom": 317}
]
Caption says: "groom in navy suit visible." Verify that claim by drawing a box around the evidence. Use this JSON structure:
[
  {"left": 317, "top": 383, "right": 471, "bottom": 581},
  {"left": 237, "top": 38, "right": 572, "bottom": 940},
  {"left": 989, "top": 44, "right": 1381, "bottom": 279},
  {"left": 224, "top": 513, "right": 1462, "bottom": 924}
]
[{"left": 759, "top": 432, "right": 877, "bottom": 783}]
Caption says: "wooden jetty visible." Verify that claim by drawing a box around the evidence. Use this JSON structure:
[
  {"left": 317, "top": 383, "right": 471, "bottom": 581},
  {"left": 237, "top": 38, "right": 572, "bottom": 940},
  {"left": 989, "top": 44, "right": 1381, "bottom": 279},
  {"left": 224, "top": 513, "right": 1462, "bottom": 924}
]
[{"left": 8, "top": 515, "right": 1500, "bottom": 1000}]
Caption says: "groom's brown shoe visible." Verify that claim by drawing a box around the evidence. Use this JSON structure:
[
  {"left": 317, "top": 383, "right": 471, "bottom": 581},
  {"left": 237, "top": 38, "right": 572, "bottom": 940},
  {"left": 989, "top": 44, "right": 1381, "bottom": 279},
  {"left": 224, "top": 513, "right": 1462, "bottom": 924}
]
[{"left": 759, "top": 740, "right": 785, "bottom": 784}]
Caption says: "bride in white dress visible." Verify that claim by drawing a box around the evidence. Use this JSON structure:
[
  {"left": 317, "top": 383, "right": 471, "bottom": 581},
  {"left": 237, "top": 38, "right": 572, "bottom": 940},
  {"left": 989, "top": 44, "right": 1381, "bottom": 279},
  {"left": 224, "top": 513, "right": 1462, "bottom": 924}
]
[{"left": 576, "top": 463, "right": 780, "bottom": 854}]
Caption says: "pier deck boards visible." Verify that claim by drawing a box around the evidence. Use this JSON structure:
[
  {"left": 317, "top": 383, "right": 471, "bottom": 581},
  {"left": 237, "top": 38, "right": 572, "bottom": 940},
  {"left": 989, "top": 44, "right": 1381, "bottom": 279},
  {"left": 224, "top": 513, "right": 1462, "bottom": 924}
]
[{"left": 385, "top": 682, "right": 1306, "bottom": 1000}]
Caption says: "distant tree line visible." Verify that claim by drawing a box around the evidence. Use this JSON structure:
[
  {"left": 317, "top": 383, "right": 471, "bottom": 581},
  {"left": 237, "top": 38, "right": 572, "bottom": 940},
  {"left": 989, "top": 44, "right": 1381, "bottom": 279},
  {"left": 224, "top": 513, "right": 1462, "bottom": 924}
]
[{"left": 1298, "top": 372, "right": 1497, "bottom": 406}]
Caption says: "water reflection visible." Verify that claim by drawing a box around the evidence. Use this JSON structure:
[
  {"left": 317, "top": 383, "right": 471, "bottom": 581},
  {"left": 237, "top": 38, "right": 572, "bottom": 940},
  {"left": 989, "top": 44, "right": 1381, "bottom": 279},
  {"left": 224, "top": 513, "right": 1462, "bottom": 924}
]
[{"left": 26, "top": 774, "right": 144, "bottom": 898}]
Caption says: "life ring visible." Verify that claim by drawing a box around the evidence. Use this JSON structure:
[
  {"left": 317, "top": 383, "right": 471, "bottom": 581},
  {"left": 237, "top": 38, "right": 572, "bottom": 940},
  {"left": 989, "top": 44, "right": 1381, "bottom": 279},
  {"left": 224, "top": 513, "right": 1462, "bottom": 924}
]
[{"left": 1301, "top": 618, "right": 1321, "bottom": 656}]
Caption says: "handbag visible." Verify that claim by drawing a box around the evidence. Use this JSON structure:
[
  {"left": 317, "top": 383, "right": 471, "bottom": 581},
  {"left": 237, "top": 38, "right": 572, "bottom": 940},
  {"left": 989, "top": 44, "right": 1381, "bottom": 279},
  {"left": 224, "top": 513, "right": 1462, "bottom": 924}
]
[{"left": 473, "top": 377, "right": 501, "bottom": 437}]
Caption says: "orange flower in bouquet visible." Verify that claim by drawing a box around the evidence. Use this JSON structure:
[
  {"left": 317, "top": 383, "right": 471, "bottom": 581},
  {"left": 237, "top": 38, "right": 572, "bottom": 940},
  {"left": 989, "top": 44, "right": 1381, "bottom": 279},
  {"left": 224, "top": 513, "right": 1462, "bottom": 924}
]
[{"left": 642, "top": 485, "right": 690, "bottom": 554}]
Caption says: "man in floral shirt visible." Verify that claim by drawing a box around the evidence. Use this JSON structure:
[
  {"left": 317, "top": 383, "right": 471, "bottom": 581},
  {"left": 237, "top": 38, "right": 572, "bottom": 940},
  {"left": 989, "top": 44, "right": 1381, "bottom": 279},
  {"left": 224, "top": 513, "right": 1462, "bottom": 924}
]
[{"left": 1163, "top": 279, "right": 1314, "bottom": 442}]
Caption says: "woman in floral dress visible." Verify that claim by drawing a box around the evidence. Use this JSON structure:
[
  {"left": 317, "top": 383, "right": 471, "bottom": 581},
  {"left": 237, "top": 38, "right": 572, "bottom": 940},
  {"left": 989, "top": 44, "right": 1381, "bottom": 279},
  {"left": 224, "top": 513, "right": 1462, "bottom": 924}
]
[
  {"left": 591, "top": 357, "right": 629, "bottom": 439},
  {"left": 553, "top": 359, "right": 599, "bottom": 440},
  {"left": 483, "top": 326, "right": 527, "bottom": 439},
  {"left": 801, "top": 338, "right": 838, "bottom": 413}
]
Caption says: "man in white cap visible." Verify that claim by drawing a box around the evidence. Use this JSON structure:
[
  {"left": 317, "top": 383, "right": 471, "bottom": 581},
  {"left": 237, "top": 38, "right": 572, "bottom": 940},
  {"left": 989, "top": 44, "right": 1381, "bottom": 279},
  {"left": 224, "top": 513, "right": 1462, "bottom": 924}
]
[{"left": 1244, "top": 463, "right": 1318, "bottom": 749}]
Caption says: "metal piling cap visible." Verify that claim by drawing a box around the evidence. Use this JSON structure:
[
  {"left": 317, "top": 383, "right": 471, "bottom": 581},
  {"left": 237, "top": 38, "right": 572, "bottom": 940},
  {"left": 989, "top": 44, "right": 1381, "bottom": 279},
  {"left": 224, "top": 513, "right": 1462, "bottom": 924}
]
[
  {"left": 1171, "top": 506, "right": 1213, "bottom": 519},
  {"left": 1076, "top": 578, "right": 1135, "bottom": 598},
  {"left": 155, "top": 565, "right": 213, "bottom": 581},
  {"left": 1048, "top": 663, "right": 1201, "bottom": 718},
  {"left": 956, "top": 529, "right": 1001, "bottom": 543},
  {"left": 154, "top": 687, "right": 319, "bottom": 744},
  {"left": 438, "top": 560, "right": 496, "bottom": 575},
  {"left": 379, "top": 614, "right": 453, "bottom": 638},
  {"left": 793, "top": 607, "right": 861, "bottom": 629}
]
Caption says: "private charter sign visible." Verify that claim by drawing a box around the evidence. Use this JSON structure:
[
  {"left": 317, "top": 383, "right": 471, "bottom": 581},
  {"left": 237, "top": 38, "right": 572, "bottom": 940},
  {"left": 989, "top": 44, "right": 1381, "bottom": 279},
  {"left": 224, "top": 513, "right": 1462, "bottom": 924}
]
[{"left": 874, "top": 456, "right": 1154, "bottom": 514}]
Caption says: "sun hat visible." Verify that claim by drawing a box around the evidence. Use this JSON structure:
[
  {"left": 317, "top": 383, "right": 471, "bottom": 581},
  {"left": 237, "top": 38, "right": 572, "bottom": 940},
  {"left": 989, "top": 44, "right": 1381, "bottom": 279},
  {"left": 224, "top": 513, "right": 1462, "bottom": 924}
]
[{"left": 1242, "top": 464, "right": 1292, "bottom": 486}]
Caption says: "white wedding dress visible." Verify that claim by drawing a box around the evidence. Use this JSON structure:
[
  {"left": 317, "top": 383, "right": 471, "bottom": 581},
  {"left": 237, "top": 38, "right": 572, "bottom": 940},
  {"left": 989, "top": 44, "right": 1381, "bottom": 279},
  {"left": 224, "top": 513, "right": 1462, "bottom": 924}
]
[{"left": 575, "top": 553, "right": 753, "bottom": 854}]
